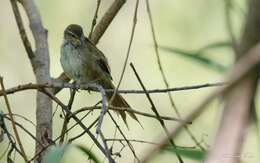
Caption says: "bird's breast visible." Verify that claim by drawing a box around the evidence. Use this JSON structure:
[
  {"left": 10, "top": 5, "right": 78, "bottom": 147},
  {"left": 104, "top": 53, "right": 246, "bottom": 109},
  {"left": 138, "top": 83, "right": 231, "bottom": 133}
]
[{"left": 60, "top": 43, "right": 89, "bottom": 82}]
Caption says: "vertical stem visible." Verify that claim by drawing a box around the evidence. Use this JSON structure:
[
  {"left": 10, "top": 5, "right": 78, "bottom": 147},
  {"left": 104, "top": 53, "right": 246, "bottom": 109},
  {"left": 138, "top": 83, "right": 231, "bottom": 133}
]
[{"left": 0, "top": 77, "right": 28, "bottom": 163}]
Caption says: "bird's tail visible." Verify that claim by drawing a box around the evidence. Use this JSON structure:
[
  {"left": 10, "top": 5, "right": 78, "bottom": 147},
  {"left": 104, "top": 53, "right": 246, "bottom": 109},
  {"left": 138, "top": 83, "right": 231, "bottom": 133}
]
[{"left": 104, "top": 81, "right": 139, "bottom": 126}]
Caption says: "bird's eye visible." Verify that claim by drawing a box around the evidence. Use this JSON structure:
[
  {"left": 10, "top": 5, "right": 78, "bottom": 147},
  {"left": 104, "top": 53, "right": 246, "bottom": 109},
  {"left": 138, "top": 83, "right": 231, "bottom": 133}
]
[{"left": 67, "top": 31, "right": 78, "bottom": 39}]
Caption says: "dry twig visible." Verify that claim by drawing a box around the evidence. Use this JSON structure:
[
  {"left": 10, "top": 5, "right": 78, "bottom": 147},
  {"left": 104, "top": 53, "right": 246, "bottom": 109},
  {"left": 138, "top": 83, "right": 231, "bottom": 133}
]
[
  {"left": 130, "top": 63, "right": 184, "bottom": 163},
  {"left": 0, "top": 77, "right": 28, "bottom": 162},
  {"left": 205, "top": 1, "right": 260, "bottom": 162},
  {"left": 0, "top": 81, "right": 225, "bottom": 96},
  {"left": 109, "top": 0, "right": 139, "bottom": 107},
  {"left": 141, "top": 42, "right": 260, "bottom": 163},
  {"left": 145, "top": 0, "right": 204, "bottom": 151}
]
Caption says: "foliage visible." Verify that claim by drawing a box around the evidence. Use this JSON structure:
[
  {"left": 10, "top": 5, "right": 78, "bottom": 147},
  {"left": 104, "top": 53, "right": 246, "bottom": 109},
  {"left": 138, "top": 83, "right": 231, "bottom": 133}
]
[
  {"left": 162, "top": 146, "right": 206, "bottom": 161},
  {"left": 43, "top": 144, "right": 100, "bottom": 163},
  {"left": 159, "top": 41, "right": 232, "bottom": 72}
]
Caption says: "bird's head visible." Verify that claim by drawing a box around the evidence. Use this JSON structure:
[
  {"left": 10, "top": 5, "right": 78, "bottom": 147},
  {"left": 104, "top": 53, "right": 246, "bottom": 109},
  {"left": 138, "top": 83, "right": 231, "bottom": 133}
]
[{"left": 64, "top": 24, "right": 85, "bottom": 47}]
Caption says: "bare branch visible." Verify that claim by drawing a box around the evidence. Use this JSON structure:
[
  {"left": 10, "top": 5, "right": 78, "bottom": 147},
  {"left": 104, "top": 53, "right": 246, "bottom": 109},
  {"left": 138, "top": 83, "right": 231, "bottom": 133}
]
[
  {"left": 107, "top": 111, "right": 140, "bottom": 162},
  {"left": 89, "top": 0, "right": 102, "bottom": 39},
  {"left": 9, "top": 0, "right": 34, "bottom": 59},
  {"left": 59, "top": 88, "right": 76, "bottom": 144},
  {"left": 91, "top": 0, "right": 126, "bottom": 44},
  {"left": 0, "top": 77, "right": 28, "bottom": 162},
  {"left": 0, "top": 114, "right": 24, "bottom": 159},
  {"left": 205, "top": 0, "right": 260, "bottom": 162},
  {"left": 145, "top": 0, "right": 204, "bottom": 151},
  {"left": 3, "top": 115, "right": 43, "bottom": 148},
  {"left": 0, "top": 82, "right": 225, "bottom": 96},
  {"left": 100, "top": 131, "right": 115, "bottom": 163},
  {"left": 73, "top": 106, "right": 187, "bottom": 123},
  {"left": 130, "top": 63, "right": 184, "bottom": 163},
  {"left": 14, "top": 0, "right": 53, "bottom": 160},
  {"left": 40, "top": 88, "right": 113, "bottom": 161},
  {"left": 141, "top": 42, "right": 260, "bottom": 163},
  {"left": 108, "top": 0, "right": 139, "bottom": 106}
]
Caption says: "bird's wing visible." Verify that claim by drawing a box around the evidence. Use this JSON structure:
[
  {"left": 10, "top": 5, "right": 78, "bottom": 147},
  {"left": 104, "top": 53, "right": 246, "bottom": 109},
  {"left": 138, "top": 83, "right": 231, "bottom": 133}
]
[{"left": 85, "top": 37, "right": 112, "bottom": 80}]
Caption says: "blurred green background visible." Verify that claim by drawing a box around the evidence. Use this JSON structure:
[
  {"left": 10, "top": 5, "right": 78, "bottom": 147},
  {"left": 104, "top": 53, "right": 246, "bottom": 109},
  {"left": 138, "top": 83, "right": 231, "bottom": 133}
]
[{"left": 0, "top": 0, "right": 259, "bottom": 162}]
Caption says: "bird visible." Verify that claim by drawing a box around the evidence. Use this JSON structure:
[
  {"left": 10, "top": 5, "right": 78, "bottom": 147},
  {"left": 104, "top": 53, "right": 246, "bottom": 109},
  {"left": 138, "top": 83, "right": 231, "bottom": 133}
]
[{"left": 60, "top": 24, "right": 139, "bottom": 126}]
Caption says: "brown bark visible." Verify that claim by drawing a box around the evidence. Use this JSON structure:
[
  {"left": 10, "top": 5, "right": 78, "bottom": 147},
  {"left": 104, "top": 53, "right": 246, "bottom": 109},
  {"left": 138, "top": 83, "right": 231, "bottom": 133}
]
[{"left": 20, "top": 0, "right": 52, "bottom": 162}]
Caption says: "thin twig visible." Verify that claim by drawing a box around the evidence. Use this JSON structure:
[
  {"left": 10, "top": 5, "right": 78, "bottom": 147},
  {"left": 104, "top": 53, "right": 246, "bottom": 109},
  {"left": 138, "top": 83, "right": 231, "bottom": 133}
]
[
  {"left": 145, "top": 0, "right": 204, "bottom": 151},
  {"left": 30, "top": 111, "right": 95, "bottom": 162},
  {"left": 0, "top": 77, "right": 28, "bottom": 162},
  {"left": 141, "top": 42, "right": 260, "bottom": 163},
  {"left": 3, "top": 115, "right": 44, "bottom": 148},
  {"left": 74, "top": 106, "right": 187, "bottom": 123},
  {"left": 39, "top": 88, "right": 114, "bottom": 161},
  {"left": 59, "top": 88, "right": 76, "bottom": 143},
  {"left": 99, "top": 131, "right": 114, "bottom": 163},
  {"left": 0, "top": 142, "right": 10, "bottom": 160},
  {"left": 106, "top": 138, "right": 198, "bottom": 149},
  {"left": 89, "top": 0, "right": 102, "bottom": 39},
  {"left": 91, "top": 0, "right": 126, "bottom": 44},
  {"left": 9, "top": 0, "right": 34, "bottom": 59},
  {"left": 0, "top": 81, "right": 225, "bottom": 96},
  {"left": 107, "top": 111, "right": 140, "bottom": 162},
  {"left": 5, "top": 113, "right": 36, "bottom": 127},
  {"left": 205, "top": 1, "right": 260, "bottom": 162},
  {"left": 109, "top": 0, "right": 139, "bottom": 106},
  {"left": 0, "top": 115, "right": 23, "bottom": 158},
  {"left": 88, "top": 84, "right": 113, "bottom": 163},
  {"left": 68, "top": 116, "right": 99, "bottom": 142},
  {"left": 130, "top": 63, "right": 183, "bottom": 163},
  {"left": 106, "top": 138, "right": 159, "bottom": 146}
]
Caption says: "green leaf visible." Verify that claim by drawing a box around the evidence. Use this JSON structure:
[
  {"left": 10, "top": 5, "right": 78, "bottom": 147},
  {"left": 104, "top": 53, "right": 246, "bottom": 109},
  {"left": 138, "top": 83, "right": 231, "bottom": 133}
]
[
  {"left": 43, "top": 145, "right": 67, "bottom": 163},
  {"left": 163, "top": 146, "right": 206, "bottom": 161},
  {"left": 75, "top": 145, "right": 101, "bottom": 163},
  {"left": 198, "top": 41, "right": 232, "bottom": 53},
  {"left": 159, "top": 46, "right": 227, "bottom": 72}
]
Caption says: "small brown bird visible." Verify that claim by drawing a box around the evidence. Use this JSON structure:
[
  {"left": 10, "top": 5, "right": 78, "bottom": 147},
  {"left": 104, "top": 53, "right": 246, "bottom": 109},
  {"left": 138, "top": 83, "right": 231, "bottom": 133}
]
[{"left": 60, "top": 24, "right": 139, "bottom": 125}]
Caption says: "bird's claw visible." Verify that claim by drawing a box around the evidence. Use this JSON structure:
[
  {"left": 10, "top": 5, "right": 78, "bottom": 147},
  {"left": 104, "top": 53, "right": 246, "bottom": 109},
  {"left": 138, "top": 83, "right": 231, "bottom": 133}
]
[{"left": 71, "top": 81, "right": 81, "bottom": 92}]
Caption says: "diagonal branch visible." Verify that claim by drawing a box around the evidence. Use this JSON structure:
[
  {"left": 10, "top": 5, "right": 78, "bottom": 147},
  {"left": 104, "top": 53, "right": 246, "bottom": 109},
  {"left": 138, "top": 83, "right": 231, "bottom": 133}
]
[
  {"left": 53, "top": 0, "right": 127, "bottom": 95},
  {"left": 109, "top": 0, "right": 139, "bottom": 106},
  {"left": 130, "top": 63, "right": 184, "bottom": 163},
  {"left": 145, "top": 0, "right": 204, "bottom": 151},
  {"left": 141, "top": 42, "right": 260, "bottom": 163},
  {"left": 40, "top": 88, "right": 115, "bottom": 162},
  {"left": 91, "top": 0, "right": 126, "bottom": 44},
  {"left": 0, "top": 77, "right": 28, "bottom": 162},
  {"left": 9, "top": 0, "right": 34, "bottom": 59},
  {"left": 89, "top": 0, "right": 102, "bottom": 39},
  {"left": 205, "top": 0, "right": 260, "bottom": 162}
]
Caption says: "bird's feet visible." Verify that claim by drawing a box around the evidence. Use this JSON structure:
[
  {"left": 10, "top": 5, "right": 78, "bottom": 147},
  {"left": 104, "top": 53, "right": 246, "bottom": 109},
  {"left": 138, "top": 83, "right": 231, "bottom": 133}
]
[{"left": 71, "top": 81, "right": 81, "bottom": 93}]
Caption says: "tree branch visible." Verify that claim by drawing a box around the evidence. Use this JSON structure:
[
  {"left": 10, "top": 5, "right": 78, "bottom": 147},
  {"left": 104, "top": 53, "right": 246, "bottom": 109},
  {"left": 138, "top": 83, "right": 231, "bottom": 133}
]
[
  {"left": 141, "top": 42, "right": 260, "bottom": 163},
  {"left": 17, "top": 0, "right": 52, "bottom": 161},
  {"left": 0, "top": 77, "right": 28, "bottom": 162},
  {"left": 0, "top": 81, "right": 225, "bottom": 96},
  {"left": 205, "top": 0, "right": 260, "bottom": 162}
]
